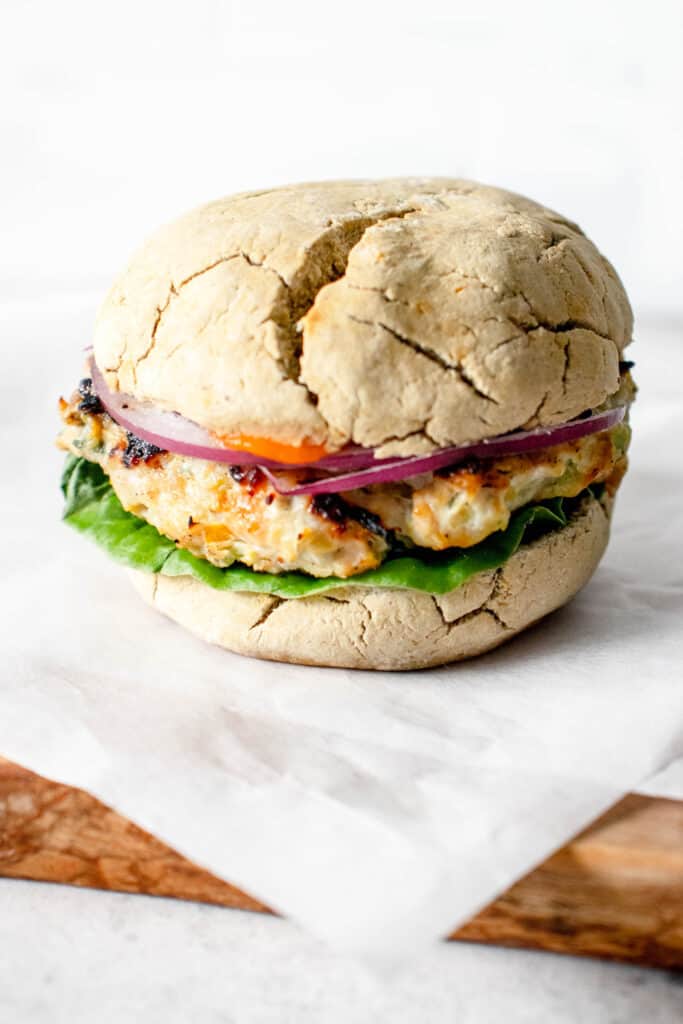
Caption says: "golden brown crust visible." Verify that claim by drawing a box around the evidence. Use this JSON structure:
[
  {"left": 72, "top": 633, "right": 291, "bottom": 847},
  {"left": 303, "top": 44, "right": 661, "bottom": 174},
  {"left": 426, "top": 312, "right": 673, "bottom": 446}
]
[
  {"left": 94, "top": 179, "right": 632, "bottom": 454},
  {"left": 129, "top": 492, "right": 611, "bottom": 671}
]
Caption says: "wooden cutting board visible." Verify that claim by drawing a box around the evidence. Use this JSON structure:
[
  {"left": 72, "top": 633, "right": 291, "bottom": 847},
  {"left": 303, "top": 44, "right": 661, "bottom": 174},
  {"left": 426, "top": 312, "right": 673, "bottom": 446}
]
[{"left": 1, "top": 756, "right": 682, "bottom": 968}]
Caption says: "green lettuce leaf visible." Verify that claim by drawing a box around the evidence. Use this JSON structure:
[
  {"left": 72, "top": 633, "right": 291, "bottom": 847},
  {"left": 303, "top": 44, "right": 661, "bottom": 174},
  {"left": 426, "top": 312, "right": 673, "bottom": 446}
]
[{"left": 61, "top": 455, "right": 572, "bottom": 598}]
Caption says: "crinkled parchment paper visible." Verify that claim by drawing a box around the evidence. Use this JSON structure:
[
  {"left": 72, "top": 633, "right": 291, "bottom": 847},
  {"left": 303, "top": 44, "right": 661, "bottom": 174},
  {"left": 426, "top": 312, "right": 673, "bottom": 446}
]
[{"left": 1, "top": 299, "right": 681, "bottom": 961}]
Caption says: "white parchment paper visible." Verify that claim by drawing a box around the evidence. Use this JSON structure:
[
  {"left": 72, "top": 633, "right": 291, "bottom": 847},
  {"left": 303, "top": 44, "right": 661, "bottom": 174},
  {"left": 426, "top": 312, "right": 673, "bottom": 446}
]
[{"left": 1, "top": 299, "right": 682, "bottom": 961}]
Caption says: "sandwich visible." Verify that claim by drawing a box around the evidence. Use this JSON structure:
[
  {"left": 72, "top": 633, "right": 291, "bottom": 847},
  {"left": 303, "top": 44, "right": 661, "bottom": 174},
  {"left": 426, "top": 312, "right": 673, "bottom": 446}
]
[{"left": 57, "top": 178, "right": 635, "bottom": 670}]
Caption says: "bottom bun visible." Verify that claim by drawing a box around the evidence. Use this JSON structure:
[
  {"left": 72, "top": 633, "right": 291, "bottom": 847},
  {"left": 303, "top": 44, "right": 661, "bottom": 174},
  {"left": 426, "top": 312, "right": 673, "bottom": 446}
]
[{"left": 129, "top": 493, "right": 611, "bottom": 671}]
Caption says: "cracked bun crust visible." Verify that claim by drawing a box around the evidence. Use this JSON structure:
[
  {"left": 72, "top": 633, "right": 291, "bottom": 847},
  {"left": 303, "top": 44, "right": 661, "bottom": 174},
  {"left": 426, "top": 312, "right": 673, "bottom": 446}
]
[
  {"left": 94, "top": 178, "right": 632, "bottom": 456},
  {"left": 129, "top": 492, "right": 611, "bottom": 671}
]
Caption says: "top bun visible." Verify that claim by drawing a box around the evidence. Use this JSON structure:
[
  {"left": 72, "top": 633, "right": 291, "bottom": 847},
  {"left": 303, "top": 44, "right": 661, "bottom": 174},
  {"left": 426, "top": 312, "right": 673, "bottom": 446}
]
[{"left": 94, "top": 178, "right": 632, "bottom": 455}]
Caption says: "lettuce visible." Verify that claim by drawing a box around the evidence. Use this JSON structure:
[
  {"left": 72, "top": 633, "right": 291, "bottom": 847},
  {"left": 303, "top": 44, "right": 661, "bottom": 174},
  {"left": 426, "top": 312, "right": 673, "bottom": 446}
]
[{"left": 61, "top": 455, "right": 572, "bottom": 599}]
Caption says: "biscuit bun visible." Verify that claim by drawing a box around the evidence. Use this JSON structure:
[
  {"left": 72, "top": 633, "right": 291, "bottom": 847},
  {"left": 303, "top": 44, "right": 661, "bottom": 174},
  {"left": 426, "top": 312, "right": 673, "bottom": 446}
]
[
  {"left": 94, "top": 178, "right": 631, "bottom": 458},
  {"left": 129, "top": 492, "right": 611, "bottom": 671}
]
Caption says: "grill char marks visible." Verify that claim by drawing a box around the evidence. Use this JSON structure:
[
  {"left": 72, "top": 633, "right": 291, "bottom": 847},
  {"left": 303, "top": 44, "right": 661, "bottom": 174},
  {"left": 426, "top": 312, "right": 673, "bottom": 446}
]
[
  {"left": 435, "top": 457, "right": 481, "bottom": 479},
  {"left": 311, "top": 493, "right": 388, "bottom": 539},
  {"left": 119, "top": 432, "right": 166, "bottom": 468},
  {"left": 229, "top": 465, "right": 267, "bottom": 496},
  {"left": 228, "top": 468, "right": 390, "bottom": 540},
  {"left": 77, "top": 378, "right": 103, "bottom": 415}
]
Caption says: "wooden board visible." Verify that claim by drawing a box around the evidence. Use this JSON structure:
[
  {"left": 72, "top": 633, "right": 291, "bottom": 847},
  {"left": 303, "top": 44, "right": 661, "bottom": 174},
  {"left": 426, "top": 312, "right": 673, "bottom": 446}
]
[{"left": 1, "top": 757, "right": 682, "bottom": 969}]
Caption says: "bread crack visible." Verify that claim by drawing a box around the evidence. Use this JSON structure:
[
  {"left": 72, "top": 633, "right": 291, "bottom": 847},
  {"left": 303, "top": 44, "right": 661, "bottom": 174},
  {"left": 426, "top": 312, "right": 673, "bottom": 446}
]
[
  {"left": 483, "top": 607, "right": 512, "bottom": 631},
  {"left": 348, "top": 315, "right": 500, "bottom": 408},
  {"left": 239, "top": 251, "right": 291, "bottom": 292},
  {"left": 457, "top": 361, "right": 501, "bottom": 407},
  {"left": 430, "top": 569, "right": 513, "bottom": 634},
  {"left": 375, "top": 426, "right": 440, "bottom": 448},
  {"left": 278, "top": 206, "right": 420, "bottom": 409},
  {"left": 561, "top": 338, "right": 571, "bottom": 398},
  {"left": 377, "top": 262, "right": 619, "bottom": 345},
  {"left": 515, "top": 295, "right": 615, "bottom": 339},
  {"left": 133, "top": 255, "right": 245, "bottom": 381},
  {"left": 248, "top": 596, "right": 284, "bottom": 631},
  {"left": 525, "top": 390, "right": 551, "bottom": 426},
  {"left": 356, "top": 596, "right": 374, "bottom": 650},
  {"left": 535, "top": 233, "right": 567, "bottom": 263},
  {"left": 430, "top": 596, "right": 487, "bottom": 633}
]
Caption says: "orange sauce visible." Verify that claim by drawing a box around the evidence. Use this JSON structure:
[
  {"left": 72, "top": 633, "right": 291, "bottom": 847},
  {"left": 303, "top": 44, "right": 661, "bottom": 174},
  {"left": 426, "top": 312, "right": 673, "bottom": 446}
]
[{"left": 214, "top": 433, "right": 329, "bottom": 465}]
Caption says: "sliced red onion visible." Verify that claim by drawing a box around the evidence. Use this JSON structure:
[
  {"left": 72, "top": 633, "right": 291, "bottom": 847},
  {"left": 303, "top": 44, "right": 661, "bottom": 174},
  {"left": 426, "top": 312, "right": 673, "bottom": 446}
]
[
  {"left": 89, "top": 357, "right": 625, "bottom": 488},
  {"left": 90, "top": 359, "right": 377, "bottom": 469},
  {"left": 261, "top": 406, "right": 627, "bottom": 496}
]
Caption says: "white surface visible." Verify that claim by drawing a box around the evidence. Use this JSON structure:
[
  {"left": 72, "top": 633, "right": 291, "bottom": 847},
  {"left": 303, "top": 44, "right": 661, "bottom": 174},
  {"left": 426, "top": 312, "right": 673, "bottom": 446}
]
[
  {"left": 1, "top": 298, "right": 682, "bottom": 968},
  {"left": 1, "top": 1, "right": 683, "bottom": 314},
  {"left": 639, "top": 759, "right": 683, "bottom": 799},
  {"left": 1, "top": 881, "right": 682, "bottom": 1024}
]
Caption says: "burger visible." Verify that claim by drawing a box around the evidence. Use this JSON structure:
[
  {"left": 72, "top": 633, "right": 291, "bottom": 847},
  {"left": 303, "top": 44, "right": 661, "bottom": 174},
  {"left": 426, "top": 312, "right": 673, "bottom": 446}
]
[{"left": 57, "top": 179, "right": 634, "bottom": 670}]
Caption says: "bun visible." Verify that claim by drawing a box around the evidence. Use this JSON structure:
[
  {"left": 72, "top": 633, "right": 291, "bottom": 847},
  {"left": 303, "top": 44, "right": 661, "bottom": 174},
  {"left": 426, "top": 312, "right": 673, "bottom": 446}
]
[
  {"left": 94, "top": 179, "right": 631, "bottom": 456},
  {"left": 129, "top": 492, "right": 610, "bottom": 671}
]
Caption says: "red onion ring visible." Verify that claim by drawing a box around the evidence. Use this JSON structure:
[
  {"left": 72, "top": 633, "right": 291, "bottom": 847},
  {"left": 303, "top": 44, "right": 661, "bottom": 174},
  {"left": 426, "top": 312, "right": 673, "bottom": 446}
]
[
  {"left": 89, "top": 357, "right": 626, "bottom": 490},
  {"left": 260, "top": 406, "right": 627, "bottom": 495},
  {"left": 90, "top": 359, "right": 377, "bottom": 469}
]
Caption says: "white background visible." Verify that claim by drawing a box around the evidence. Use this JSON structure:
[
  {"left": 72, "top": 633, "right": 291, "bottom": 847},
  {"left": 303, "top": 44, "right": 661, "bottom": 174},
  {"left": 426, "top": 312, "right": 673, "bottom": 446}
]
[
  {"left": 2, "top": 3, "right": 682, "bottom": 1021},
  {"left": 2, "top": 0, "right": 682, "bottom": 315}
]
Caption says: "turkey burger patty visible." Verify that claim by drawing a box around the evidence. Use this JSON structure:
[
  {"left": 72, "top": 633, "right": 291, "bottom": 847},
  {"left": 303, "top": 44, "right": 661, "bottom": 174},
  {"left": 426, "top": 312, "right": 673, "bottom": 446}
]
[
  {"left": 58, "top": 376, "right": 631, "bottom": 579},
  {"left": 58, "top": 178, "right": 635, "bottom": 670}
]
